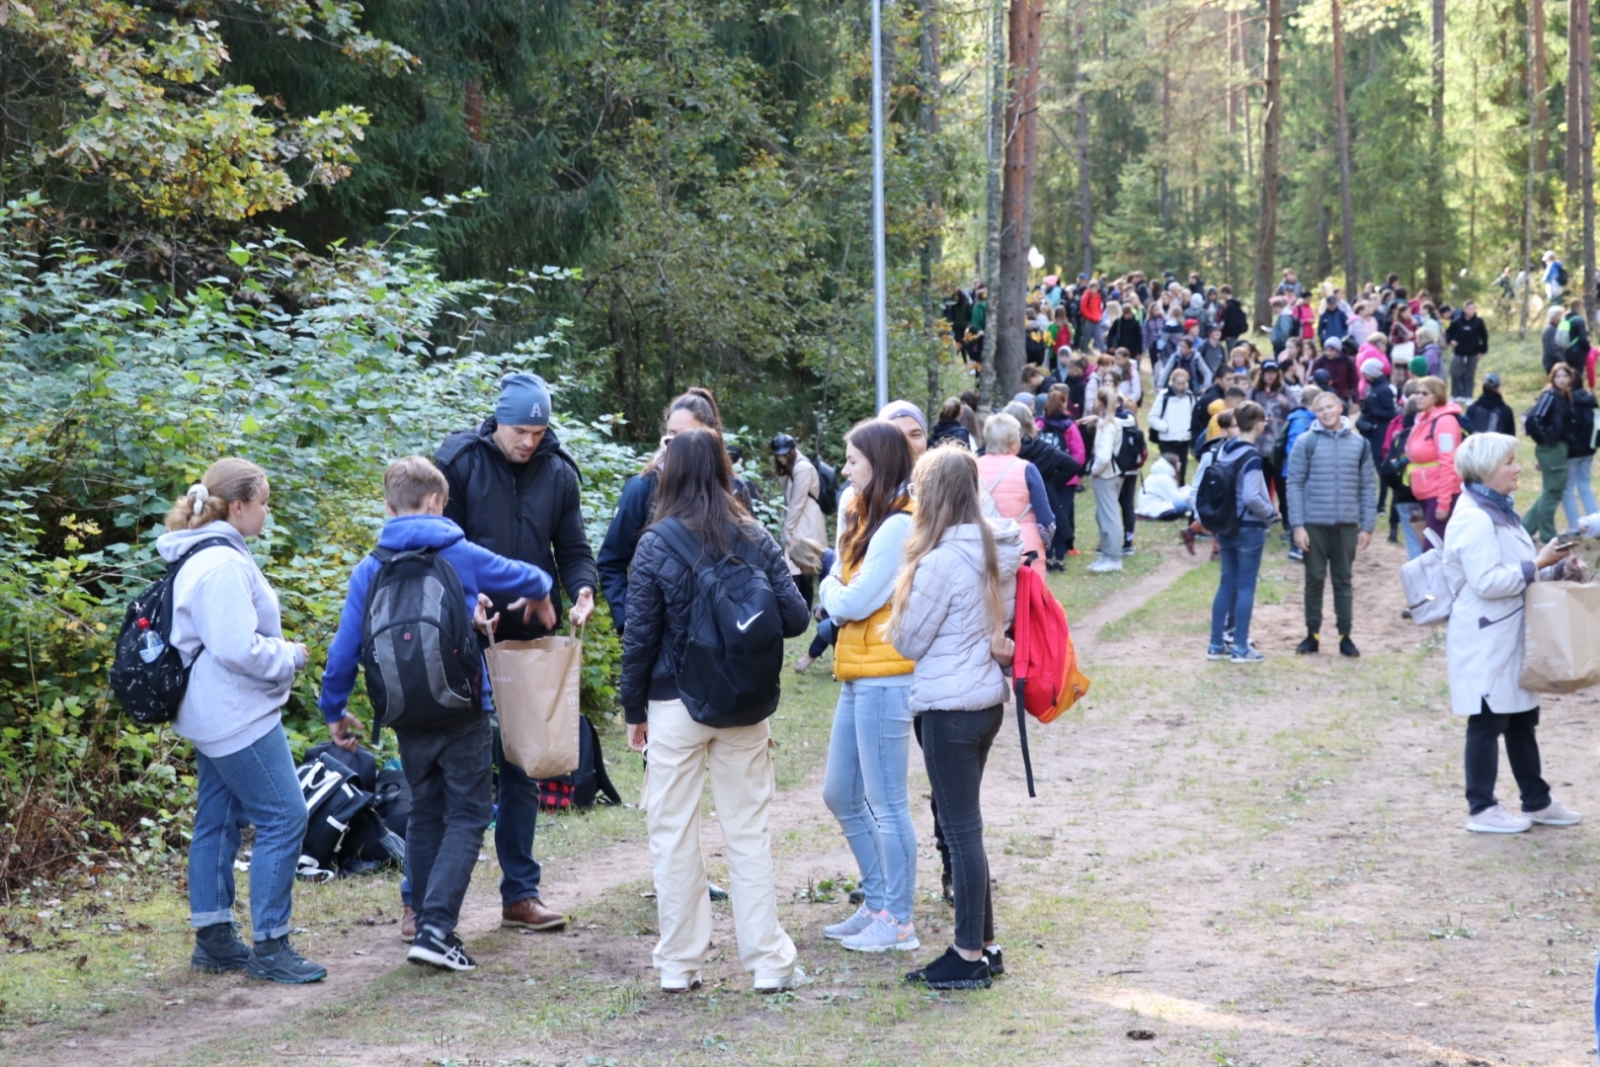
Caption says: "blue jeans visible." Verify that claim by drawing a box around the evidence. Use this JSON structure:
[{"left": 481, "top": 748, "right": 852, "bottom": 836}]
[
  {"left": 1396, "top": 501, "right": 1424, "bottom": 561},
  {"left": 492, "top": 722, "right": 544, "bottom": 905},
  {"left": 820, "top": 681, "right": 917, "bottom": 923},
  {"left": 1210, "top": 525, "right": 1267, "bottom": 652},
  {"left": 189, "top": 723, "right": 307, "bottom": 941},
  {"left": 1562, "top": 454, "right": 1597, "bottom": 529}
]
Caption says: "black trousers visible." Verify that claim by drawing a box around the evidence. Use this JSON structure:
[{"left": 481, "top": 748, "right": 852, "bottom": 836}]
[
  {"left": 918, "top": 706, "right": 1003, "bottom": 951},
  {"left": 794, "top": 573, "right": 815, "bottom": 610},
  {"left": 1464, "top": 702, "right": 1550, "bottom": 815},
  {"left": 1051, "top": 486, "right": 1078, "bottom": 557},
  {"left": 397, "top": 716, "right": 494, "bottom": 938},
  {"left": 1118, "top": 473, "right": 1138, "bottom": 546}
]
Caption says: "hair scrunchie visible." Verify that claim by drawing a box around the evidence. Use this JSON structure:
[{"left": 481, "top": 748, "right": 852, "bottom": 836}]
[{"left": 187, "top": 484, "right": 210, "bottom": 516}]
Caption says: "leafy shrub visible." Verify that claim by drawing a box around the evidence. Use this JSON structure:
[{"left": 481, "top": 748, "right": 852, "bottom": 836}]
[{"left": 0, "top": 193, "right": 678, "bottom": 896}]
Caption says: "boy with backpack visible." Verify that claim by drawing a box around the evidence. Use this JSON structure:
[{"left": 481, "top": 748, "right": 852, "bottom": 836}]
[
  {"left": 1199, "top": 402, "right": 1278, "bottom": 663},
  {"left": 318, "top": 457, "right": 557, "bottom": 972}
]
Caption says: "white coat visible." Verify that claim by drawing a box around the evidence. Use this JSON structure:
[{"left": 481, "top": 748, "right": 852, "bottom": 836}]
[
  {"left": 1442, "top": 488, "right": 1562, "bottom": 717},
  {"left": 1135, "top": 456, "right": 1190, "bottom": 518}
]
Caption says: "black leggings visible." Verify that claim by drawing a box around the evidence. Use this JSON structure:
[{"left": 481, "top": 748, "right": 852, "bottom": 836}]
[
  {"left": 1118, "top": 474, "right": 1137, "bottom": 546},
  {"left": 918, "top": 706, "right": 1002, "bottom": 950},
  {"left": 1464, "top": 702, "right": 1550, "bottom": 815}
]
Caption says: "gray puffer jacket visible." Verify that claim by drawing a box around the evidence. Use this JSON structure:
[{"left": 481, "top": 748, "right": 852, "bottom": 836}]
[
  {"left": 891, "top": 520, "right": 1023, "bottom": 713},
  {"left": 1285, "top": 420, "right": 1378, "bottom": 531}
]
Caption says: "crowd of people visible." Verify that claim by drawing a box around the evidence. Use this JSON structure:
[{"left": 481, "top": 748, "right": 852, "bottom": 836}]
[{"left": 148, "top": 262, "right": 1600, "bottom": 1005}]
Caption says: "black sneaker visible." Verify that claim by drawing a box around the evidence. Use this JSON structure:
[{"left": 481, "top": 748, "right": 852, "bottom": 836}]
[
  {"left": 191, "top": 922, "right": 251, "bottom": 973},
  {"left": 407, "top": 929, "right": 476, "bottom": 972},
  {"left": 1295, "top": 634, "right": 1319, "bottom": 655},
  {"left": 246, "top": 936, "right": 327, "bottom": 984},
  {"left": 983, "top": 945, "right": 1005, "bottom": 977},
  {"left": 848, "top": 888, "right": 866, "bottom": 906},
  {"left": 1339, "top": 635, "right": 1361, "bottom": 658},
  {"left": 905, "top": 946, "right": 992, "bottom": 990}
]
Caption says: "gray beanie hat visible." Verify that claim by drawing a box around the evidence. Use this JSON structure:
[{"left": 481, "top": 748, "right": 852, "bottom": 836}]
[{"left": 495, "top": 373, "right": 552, "bottom": 428}]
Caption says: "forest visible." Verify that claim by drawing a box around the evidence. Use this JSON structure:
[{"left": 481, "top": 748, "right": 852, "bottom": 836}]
[{"left": 0, "top": 0, "right": 1593, "bottom": 891}]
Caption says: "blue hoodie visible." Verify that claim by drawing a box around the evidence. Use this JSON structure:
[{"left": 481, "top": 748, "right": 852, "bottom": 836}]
[{"left": 318, "top": 514, "right": 553, "bottom": 723}]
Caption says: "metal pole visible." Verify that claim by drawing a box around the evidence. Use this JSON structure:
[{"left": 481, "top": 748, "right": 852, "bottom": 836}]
[{"left": 871, "top": 0, "right": 889, "bottom": 410}]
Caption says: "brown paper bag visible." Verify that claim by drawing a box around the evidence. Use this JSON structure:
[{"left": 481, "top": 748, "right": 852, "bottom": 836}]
[
  {"left": 1520, "top": 581, "right": 1600, "bottom": 693},
  {"left": 484, "top": 636, "right": 583, "bottom": 779}
]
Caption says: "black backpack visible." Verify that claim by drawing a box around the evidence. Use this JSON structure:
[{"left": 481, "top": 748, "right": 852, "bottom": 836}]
[
  {"left": 654, "top": 518, "right": 786, "bottom": 729},
  {"left": 1379, "top": 422, "right": 1417, "bottom": 501},
  {"left": 1195, "top": 442, "right": 1259, "bottom": 538},
  {"left": 535, "top": 715, "right": 623, "bottom": 810},
  {"left": 1557, "top": 262, "right": 1571, "bottom": 285},
  {"left": 296, "top": 750, "right": 405, "bottom": 881},
  {"left": 1113, "top": 420, "right": 1148, "bottom": 475},
  {"left": 360, "top": 547, "right": 480, "bottom": 732},
  {"left": 109, "top": 536, "right": 234, "bottom": 725},
  {"left": 1524, "top": 392, "right": 1563, "bottom": 446},
  {"left": 814, "top": 459, "right": 841, "bottom": 516}
]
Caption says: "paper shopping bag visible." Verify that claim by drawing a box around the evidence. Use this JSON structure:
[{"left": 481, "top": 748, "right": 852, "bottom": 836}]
[
  {"left": 1520, "top": 581, "right": 1600, "bottom": 693},
  {"left": 485, "top": 636, "right": 583, "bottom": 779}
]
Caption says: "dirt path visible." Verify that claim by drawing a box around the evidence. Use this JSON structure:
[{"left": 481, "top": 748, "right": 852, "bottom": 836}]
[{"left": 13, "top": 535, "right": 1600, "bottom": 1066}]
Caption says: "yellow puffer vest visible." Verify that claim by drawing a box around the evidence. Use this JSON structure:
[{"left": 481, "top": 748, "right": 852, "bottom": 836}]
[{"left": 833, "top": 506, "right": 915, "bottom": 682}]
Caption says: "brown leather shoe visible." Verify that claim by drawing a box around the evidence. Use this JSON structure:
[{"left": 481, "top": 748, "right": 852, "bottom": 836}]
[
  {"left": 401, "top": 905, "right": 417, "bottom": 942},
  {"left": 502, "top": 897, "right": 567, "bottom": 931}
]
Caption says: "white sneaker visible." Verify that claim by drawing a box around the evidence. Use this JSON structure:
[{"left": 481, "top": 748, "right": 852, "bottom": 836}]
[
  {"left": 753, "top": 965, "right": 808, "bottom": 992},
  {"left": 823, "top": 904, "right": 874, "bottom": 940},
  {"left": 839, "top": 912, "right": 920, "bottom": 953},
  {"left": 1526, "top": 798, "right": 1583, "bottom": 826},
  {"left": 1466, "top": 804, "right": 1533, "bottom": 834},
  {"left": 1086, "top": 558, "right": 1123, "bottom": 574},
  {"left": 659, "top": 972, "right": 703, "bottom": 993}
]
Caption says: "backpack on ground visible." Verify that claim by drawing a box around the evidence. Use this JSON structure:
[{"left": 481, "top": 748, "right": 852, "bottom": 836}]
[
  {"left": 535, "top": 714, "right": 623, "bottom": 810},
  {"left": 814, "top": 459, "right": 841, "bottom": 516},
  {"left": 295, "top": 750, "right": 405, "bottom": 881},
  {"left": 1113, "top": 421, "right": 1148, "bottom": 475},
  {"left": 654, "top": 518, "right": 787, "bottom": 729},
  {"left": 1194, "top": 442, "right": 1259, "bottom": 538},
  {"left": 1011, "top": 565, "right": 1089, "bottom": 798},
  {"left": 360, "top": 547, "right": 480, "bottom": 732},
  {"left": 1400, "top": 528, "right": 1452, "bottom": 626},
  {"left": 109, "top": 536, "right": 234, "bottom": 725}
]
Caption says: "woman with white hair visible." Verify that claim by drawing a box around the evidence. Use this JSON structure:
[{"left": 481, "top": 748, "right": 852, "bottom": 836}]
[
  {"left": 975, "top": 412, "right": 1053, "bottom": 575},
  {"left": 1444, "top": 432, "right": 1583, "bottom": 834}
]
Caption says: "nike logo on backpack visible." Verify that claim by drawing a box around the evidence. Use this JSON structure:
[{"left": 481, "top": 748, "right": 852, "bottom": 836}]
[{"left": 735, "top": 612, "right": 764, "bottom": 632}]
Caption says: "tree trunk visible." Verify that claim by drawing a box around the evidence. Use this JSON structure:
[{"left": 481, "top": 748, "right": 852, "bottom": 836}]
[
  {"left": 1019, "top": 0, "right": 1044, "bottom": 276},
  {"left": 465, "top": 78, "right": 485, "bottom": 143},
  {"left": 1424, "top": 0, "right": 1445, "bottom": 295},
  {"left": 1569, "top": 0, "right": 1583, "bottom": 251},
  {"left": 1527, "top": 7, "right": 1537, "bottom": 338},
  {"left": 1533, "top": 0, "right": 1548, "bottom": 177},
  {"left": 920, "top": 0, "right": 945, "bottom": 415},
  {"left": 1075, "top": 15, "right": 1092, "bottom": 276},
  {"left": 1333, "top": 0, "right": 1356, "bottom": 294},
  {"left": 978, "top": 0, "right": 1005, "bottom": 406},
  {"left": 1582, "top": 0, "right": 1595, "bottom": 302},
  {"left": 996, "top": 0, "right": 1043, "bottom": 399},
  {"left": 1252, "top": 0, "right": 1283, "bottom": 328},
  {"left": 1160, "top": 65, "right": 1171, "bottom": 227}
]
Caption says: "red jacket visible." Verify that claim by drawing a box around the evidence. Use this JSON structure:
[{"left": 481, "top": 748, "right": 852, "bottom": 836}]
[{"left": 1079, "top": 289, "right": 1104, "bottom": 324}]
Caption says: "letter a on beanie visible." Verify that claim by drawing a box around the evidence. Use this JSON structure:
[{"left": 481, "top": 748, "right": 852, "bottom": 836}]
[{"left": 496, "top": 373, "right": 552, "bottom": 428}]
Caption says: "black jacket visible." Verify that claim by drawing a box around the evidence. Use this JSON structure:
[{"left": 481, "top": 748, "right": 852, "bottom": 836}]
[
  {"left": 1017, "top": 434, "right": 1074, "bottom": 518},
  {"left": 436, "top": 420, "right": 598, "bottom": 641},
  {"left": 619, "top": 521, "right": 807, "bottom": 722},
  {"left": 1106, "top": 315, "right": 1143, "bottom": 355},
  {"left": 1543, "top": 324, "right": 1563, "bottom": 373},
  {"left": 930, "top": 420, "right": 972, "bottom": 449},
  {"left": 1445, "top": 315, "right": 1490, "bottom": 358},
  {"left": 1465, "top": 391, "right": 1517, "bottom": 437},
  {"left": 1219, "top": 298, "right": 1249, "bottom": 341},
  {"left": 1357, "top": 378, "right": 1397, "bottom": 439},
  {"left": 596, "top": 469, "right": 752, "bottom": 634},
  {"left": 1565, "top": 313, "right": 1591, "bottom": 371},
  {"left": 1525, "top": 390, "right": 1573, "bottom": 447},
  {"left": 1569, "top": 390, "right": 1598, "bottom": 459}
]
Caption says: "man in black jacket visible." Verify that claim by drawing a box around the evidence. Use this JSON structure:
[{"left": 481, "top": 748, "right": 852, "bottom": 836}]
[
  {"left": 1562, "top": 298, "right": 1591, "bottom": 375},
  {"left": 1218, "top": 285, "right": 1249, "bottom": 342},
  {"left": 1465, "top": 373, "right": 1518, "bottom": 436},
  {"left": 1444, "top": 300, "right": 1490, "bottom": 399},
  {"left": 434, "top": 372, "right": 599, "bottom": 934}
]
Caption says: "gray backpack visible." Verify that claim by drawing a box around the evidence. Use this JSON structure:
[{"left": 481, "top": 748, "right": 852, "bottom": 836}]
[{"left": 1400, "top": 528, "right": 1452, "bottom": 626}]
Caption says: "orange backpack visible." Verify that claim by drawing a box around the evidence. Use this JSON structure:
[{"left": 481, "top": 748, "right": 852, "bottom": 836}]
[{"left": 1012, "top": 564, "right": 1091, "bottom": 796}]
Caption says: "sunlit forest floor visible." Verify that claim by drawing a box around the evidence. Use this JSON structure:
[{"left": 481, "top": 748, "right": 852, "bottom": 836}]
[{"left": 5, "top": 330, "right": 1599, "bottom": 1066}]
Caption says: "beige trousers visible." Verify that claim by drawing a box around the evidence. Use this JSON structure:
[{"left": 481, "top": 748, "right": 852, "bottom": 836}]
[{"left": 643, "top": 698, "right": 797, "bottom": 983}]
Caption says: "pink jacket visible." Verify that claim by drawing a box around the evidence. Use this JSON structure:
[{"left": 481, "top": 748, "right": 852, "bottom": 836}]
[{"left": 1406, "top": 403, "right": 1465, "bottom": 506}]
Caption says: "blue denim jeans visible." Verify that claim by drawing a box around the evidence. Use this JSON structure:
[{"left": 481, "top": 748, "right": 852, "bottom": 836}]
[
  {"left": 1395, "top": 501, "right": 1424, "bottom": 561},
  {"left": 820, "top": 681, "right": 917, "bottom": 923},
  {"left": 1562, "top": 454, "right": 1597, "bottom": 529},
  {"left": 188, "top": 723, "right": 307, "bottom": 941},
  {"left": 492, "top": 721, "right": 544, "bottom": 904},
  {"left": 1210, "top": 524, "right": 1267, "bottom": 652}
]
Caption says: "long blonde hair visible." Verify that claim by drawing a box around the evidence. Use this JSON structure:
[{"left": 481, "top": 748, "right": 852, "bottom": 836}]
[
  {"left": 889, "top": 447, "right": 1003, "bottom": 638},
  {"left": 162, "top": 458, "right": 268, "bottom": 530}
]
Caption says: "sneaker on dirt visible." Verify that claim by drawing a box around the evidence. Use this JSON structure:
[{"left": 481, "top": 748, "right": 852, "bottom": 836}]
[
  {"left": 840, "top": 913, "right": 920, "bottom": 953},
  {"left": 983, "top": 945, "right": 1004, "bottom": 976},
  {"left": 1526, "top": 799, "right": 1582, "bottom": 826},
  {"left": 246, "top": 937, "right": 327, "bottom": 984},
  {"left": 1466, "top": 804, "right": 1533, "bottom": 834},
  {"left": 823, "top": 903, "right": 875, "bottom": 941},
  {"left": 407, "top": 929, "right": 476, "bottom": 972},
  {"left": 904, "top": 947, "right": 992, "bottom": 990},
  {"left": 191, "top": 922, "right": 251, "bottom": 973}
]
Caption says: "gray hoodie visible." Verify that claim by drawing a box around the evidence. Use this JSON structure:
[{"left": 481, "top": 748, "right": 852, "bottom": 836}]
[{"left": 155, "top": 522, "right": 304, "bottom": 758}]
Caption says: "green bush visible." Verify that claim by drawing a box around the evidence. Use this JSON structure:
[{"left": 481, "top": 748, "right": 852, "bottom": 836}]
[{"left": 0, "top": 193, "right": 700, "bottom": 895}]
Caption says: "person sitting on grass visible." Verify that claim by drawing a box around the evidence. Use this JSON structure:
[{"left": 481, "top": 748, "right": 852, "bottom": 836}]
[{"left": 318, "top": 456, "right": 557, "bottom": 973}]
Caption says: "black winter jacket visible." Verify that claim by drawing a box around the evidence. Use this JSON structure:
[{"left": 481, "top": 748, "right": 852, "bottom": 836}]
[
  {"left": 620, "top": 520, "right": 807, "bottom": 722},
  {"left": 1465, "top": 391, "right": 1517, "bottom": 437},
  {"left": 1105, "top": 315, "right": 1144, "bottom": 355},
  {"left": 1219, "top": 298, "right": 1249, "bottom": 341},
  {"left": 436, "top": 420, "right": 598, "bottom": 641}
]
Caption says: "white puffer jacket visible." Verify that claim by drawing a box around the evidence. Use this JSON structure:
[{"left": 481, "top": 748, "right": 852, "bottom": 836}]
[{"left": 891, "top": 520, "right": 1023, "bottom": 713}]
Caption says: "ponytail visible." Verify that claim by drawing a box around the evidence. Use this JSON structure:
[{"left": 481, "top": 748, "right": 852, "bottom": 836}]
[{"left": 163, "top": 458, "right": 268, "bottom": 531}]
